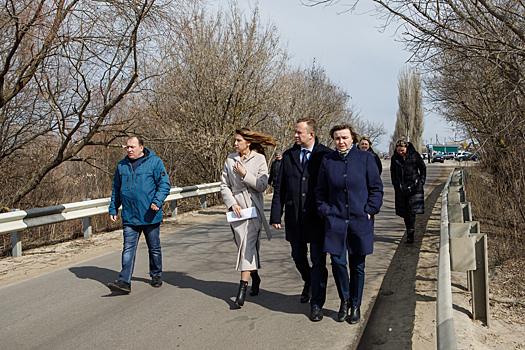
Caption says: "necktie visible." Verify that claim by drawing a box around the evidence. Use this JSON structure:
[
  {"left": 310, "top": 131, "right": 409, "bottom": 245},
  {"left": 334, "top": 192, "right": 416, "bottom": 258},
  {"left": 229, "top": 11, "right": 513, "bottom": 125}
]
[{"left": 301, "top": 149, "right": 310, "bottom": 169}]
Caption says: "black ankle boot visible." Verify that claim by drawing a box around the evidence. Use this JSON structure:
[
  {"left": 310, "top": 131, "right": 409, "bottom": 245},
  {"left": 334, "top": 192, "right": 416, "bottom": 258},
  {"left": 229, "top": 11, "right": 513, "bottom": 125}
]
[
  {"left": 405, "top": 229, "right": 415, "bottom": 244},
  {"left": 250, "top": 271, "right": 261, "bottom": 296},
  {"left": 234, "top": 280, "right": 248, "bottom": 307}
]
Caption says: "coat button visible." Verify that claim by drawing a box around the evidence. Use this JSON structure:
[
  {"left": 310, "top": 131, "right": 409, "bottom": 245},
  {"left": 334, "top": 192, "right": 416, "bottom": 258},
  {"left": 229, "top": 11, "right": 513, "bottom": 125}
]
[
  {"left": 343, "top": 174, "right": 347, "bottom": 177},
  {"left": 303, "top": 209, "right": 306, "bottom": 212},
  {"left": 303, "top": 177, "right": 306, "bottom": 180},
  {"left": 343, "top": 189, "right": 347, "bottom": 193},
  {"left": 302, "top": 193, "right": 306, "bottom": 196},
  {"left": 345, "top": 220, "right": 349, "bottom": 223},
  {"left": 345, "top": 204, "right": 348, "bottom": 208}
]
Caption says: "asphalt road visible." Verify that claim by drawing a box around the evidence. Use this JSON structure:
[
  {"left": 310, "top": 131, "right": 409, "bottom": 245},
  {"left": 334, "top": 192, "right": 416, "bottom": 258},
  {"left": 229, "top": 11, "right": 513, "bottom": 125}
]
[{"left": 0, "top": 163, "right": 451, "bottom": 350}]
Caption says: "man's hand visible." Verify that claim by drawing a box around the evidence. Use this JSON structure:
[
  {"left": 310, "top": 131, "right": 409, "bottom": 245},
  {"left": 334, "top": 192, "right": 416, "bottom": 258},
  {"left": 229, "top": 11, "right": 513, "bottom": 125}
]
[
  {"left": 272, "top": 223, "right": 281, "bottom": 229},
  {"left": 110, "top": 214, "right": 117, "bottom": 222},
  {"left": 150, "top": 203, "right": 160, "bottom": 212}
]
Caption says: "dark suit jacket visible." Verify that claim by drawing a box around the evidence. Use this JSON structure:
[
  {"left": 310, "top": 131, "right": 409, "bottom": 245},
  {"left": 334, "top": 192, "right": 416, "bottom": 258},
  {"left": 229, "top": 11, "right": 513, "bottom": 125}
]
[
  {"left": 315, "top": 146, "right": 383, "bottom": 256},
  {"left": 270, "top": 138, "right": 332, "bottom": 243}
]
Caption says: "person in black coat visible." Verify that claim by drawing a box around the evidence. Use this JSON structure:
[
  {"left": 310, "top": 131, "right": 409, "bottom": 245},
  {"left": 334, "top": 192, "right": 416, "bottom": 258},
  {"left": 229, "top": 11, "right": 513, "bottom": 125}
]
[
  {"left": 358, "top": 136, "right": 382, "bottom": 175},
  {"left": 390, "top": 140, "right": 426, "bottom": 244},
  {"left": 270, "top": 118, "right": 332, "bottom": 322},
  {"left": 268, "top": 150, "right": 282, "bottom": 187},
  {"left": 316, "top": 124, "right": 383, "bottom": 324}
]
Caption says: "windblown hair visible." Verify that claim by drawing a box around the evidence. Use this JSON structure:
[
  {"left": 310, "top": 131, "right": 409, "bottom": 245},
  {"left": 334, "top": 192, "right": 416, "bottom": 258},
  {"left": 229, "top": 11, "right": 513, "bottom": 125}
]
[
  {"left": 329, "top": 123, "right": 359, "bottom": 143},
  {"left": 296, "top": 117, "right": 318, "bottom": 134},
  {"left": 235, "top": 127, "right": 278, "bottom": 157}
]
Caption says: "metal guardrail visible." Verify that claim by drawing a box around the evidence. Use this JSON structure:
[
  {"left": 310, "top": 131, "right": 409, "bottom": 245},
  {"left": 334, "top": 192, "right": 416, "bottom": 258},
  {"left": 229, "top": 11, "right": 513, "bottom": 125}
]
[
  {"left": 437, "top": 168, "right": 490, "bottom": 349},
  {"left": 1, "top": 182, "right": 221, "bottom": 257},
  {"left": 437, "top": 169, "right": 459, "bottom": 350}
]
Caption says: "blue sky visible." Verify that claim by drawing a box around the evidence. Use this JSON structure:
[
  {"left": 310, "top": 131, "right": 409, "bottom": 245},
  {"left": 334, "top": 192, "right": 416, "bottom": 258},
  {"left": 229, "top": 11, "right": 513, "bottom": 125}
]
[{"left": 211, "top": 0, "right": 453, "bottom": 152}]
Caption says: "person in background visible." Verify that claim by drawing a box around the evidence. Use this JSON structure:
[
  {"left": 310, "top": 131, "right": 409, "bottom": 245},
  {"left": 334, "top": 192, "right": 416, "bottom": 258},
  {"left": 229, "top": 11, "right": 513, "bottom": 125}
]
[
  {"left": 220, "top": 127, "right": 277, "bottom": 308},
  {"left": 315, "top": 124, "right": 383, "bottom": 324},
  {"left": 268, "top": 150, "right": 282, "bottom": 187},
  {"left": 390, "top": 139, "right": 426, "bottom": 244},
  {"left": 107, "top": 136, "right": 171, "bottom": 294},
  {"left": 270, "top": 118, "right": 332, "bottom": 322},
  {"left": 358, "top": 136, "right": 382, "bottom": 175}
]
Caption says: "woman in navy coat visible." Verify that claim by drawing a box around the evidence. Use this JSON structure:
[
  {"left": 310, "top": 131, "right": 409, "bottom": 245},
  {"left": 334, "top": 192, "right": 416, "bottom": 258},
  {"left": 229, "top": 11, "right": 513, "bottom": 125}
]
[{"left": 315, "top": 124, "right": 383, "bottom": 324}]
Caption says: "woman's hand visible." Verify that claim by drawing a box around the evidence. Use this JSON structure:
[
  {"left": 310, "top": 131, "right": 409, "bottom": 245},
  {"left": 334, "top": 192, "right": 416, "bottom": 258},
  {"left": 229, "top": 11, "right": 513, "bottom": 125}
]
[
  {"left": 231, "top": 204, "right": 243, "bottom": 218},
  {"left": 233, "top": 161, "right": 247, "bottom": 178}
]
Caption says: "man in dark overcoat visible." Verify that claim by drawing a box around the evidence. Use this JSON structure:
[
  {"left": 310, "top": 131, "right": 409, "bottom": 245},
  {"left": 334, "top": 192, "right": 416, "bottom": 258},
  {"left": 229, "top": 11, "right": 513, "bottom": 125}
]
[{"left": 270, "top": 118, "right": 332, "bottom": 322}]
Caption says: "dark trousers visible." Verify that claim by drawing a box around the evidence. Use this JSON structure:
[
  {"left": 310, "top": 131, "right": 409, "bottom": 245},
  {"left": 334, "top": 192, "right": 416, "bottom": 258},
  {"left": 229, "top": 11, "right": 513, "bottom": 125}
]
[
  {"left": 330, "top": 246, "right": 366, "bottom": 308},
  {"left": 290, "top": 242, "right": 328, "bottom": 308},
  {"left": 403, "top": 212, "right": 416, "bottom": 230}
]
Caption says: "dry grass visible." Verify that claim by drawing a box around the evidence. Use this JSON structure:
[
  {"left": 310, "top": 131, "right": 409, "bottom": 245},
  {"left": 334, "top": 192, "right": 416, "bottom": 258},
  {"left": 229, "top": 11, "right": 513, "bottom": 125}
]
[{"left": 464, "top": 165, "right": 525, "bottom": 321}]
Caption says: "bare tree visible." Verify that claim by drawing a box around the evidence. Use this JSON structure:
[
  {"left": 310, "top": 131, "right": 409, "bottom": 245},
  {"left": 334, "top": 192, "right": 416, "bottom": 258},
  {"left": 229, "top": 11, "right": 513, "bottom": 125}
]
[
  {"left": 390, "top": 67, "right": 423, "bottom": 152},
  {"left": 270, "top": 62, "right": 357, "bottom": 148},
  {"left": 0, "top": 0, "right": 195, "bottom": 207},
  {"left": 147, "top": 5, "right": 288, "bottom": 185}
]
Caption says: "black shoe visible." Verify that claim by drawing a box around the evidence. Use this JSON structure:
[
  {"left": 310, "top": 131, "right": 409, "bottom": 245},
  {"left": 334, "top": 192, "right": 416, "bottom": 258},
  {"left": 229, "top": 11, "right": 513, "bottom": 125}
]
[
  {"left": 250, "top": 271, "right": 260, "bottom": 296},
  {"left": 300, "top": 284, "right": 311, "bottom": 303},
  {"left": 348, "top": 307, "right": 361, "bottom": 324},
  {"left": 234, "top": 280, "right": 248, "bottom": 307},
  {"left": 107, "top": 280, "right": 131, "bottom": 294},
  {"left": 405, "top": 229, "right": 415, "bottom": 244},
  {"left": 151, "top": 275, "right": 162, "bottom": 288},
  {"left": 337, "top": 299, "right": 350, "bottom": 322},
  {"left": 310, "top": 306, "right": 323, "bottom": 322}
]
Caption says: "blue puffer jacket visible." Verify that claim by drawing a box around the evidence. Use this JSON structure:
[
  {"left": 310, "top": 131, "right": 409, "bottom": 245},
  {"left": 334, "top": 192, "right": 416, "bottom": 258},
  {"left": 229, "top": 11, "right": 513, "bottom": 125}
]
[{"left": 109, "top": 148, "right": 171, "bottom": 226}]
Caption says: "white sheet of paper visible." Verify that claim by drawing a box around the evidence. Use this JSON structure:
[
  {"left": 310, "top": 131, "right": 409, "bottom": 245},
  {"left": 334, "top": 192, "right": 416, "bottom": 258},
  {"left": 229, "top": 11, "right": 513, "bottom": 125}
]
[{"left": 226, "top": 207, "right": 258, "bottom": 222}]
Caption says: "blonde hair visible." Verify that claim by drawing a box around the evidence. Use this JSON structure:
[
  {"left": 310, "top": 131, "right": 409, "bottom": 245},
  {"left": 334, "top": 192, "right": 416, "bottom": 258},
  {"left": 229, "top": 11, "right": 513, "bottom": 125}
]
[
  {"left": 396, "top": 139, "right": 408, "bottom": 148},
  {"left": 359, "top": 136, "right": 372, "bottom": 146}
]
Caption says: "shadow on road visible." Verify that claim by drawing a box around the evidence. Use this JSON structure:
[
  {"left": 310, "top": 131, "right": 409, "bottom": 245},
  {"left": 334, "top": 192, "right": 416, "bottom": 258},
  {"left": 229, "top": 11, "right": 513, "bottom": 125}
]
[
  {"left": 357, "top": 180, "right": 446, "bottom": 350},
  {"left": 69, "top": 266, "right": 317, "bottom": 319}
]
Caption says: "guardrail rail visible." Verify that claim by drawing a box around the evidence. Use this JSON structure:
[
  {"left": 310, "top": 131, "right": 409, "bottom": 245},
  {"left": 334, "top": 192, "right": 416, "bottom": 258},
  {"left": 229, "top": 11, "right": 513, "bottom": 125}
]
[
  {"left": 0, "top": 182, "right": 221, "bottom": 257},
  {"left": 437, "top": 168, "right": 489, "bottom": 350}
]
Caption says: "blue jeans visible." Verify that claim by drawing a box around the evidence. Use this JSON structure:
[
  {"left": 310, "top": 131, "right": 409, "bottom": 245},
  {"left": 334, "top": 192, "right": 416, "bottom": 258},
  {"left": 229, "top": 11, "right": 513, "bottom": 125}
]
[
  {"left": 290, "top": 242, "right": 328, "bottom": 308},
  {"left": 330, "top": 246, "right": 366, "bottom": 308},
  {"left": 119, "top": 223, "right": 162, "bottom": 284}
]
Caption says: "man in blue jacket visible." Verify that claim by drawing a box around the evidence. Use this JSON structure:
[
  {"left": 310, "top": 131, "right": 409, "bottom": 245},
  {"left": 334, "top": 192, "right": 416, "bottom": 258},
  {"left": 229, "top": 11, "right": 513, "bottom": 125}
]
[{"left": 107, "top": 136, "right": 171, "bottom": 294}]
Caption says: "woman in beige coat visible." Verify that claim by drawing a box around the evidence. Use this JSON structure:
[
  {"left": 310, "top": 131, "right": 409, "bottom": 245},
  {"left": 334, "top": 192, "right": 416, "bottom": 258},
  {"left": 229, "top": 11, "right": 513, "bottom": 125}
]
[{"left": 220, "top": 127, "right": 276, "bottom": 308}]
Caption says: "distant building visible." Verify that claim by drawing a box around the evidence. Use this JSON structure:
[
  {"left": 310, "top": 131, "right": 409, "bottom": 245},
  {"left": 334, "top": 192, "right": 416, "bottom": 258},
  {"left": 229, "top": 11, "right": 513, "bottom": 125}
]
[{"left": 426, "top": 143, "right": 463, "bottom": 154}]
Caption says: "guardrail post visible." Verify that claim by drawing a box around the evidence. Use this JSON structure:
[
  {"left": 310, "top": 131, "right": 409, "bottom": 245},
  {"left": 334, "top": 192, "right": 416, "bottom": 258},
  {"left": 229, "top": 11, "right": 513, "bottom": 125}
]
[
  {"left": 171, "top": 200, "right": 178, "bottom": 216},
  {"left": 200, "top": 195, "right": 207, "bottom": 209},
  {"left": 82, "top": 199, "right": 92, "bottom": 238},
  {"left": 471, "top": 233, "right": 489, "bottom": 326},
  {"left": 11, "top": 209, "right": 22, "bottom": 257}
]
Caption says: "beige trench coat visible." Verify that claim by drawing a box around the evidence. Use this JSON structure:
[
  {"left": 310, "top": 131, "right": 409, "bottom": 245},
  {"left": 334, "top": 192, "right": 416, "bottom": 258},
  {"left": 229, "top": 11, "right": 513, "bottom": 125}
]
[{"left": 220, "top": 151, "right": 272, "bottom": 271}]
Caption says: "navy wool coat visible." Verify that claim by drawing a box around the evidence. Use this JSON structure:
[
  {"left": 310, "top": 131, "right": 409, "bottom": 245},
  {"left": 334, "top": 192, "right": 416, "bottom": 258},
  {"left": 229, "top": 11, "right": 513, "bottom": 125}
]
[
  {"left": 315, "top": 147, "right": 384, "bottom": 256},
  {"left": 270, "top": 139, "right": 332, "bottom": 243}
]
